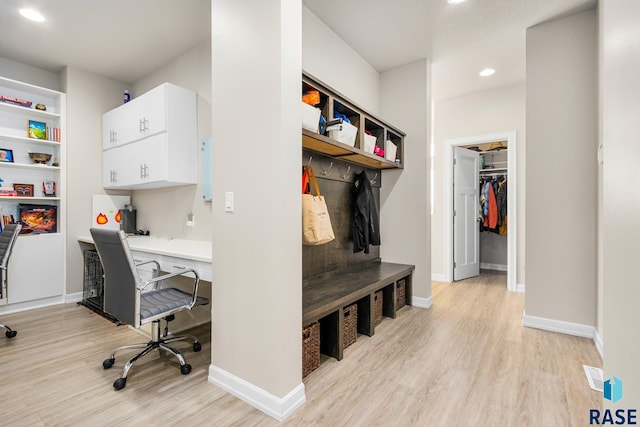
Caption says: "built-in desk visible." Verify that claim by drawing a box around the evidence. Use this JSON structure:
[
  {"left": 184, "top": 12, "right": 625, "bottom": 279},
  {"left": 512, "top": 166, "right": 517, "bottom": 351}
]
[
  {"left": 77, "top": 235, "right": 212, "bottom": 334},
  {"left": 77, "top": 235, "right": 212, "bottom": 282}
]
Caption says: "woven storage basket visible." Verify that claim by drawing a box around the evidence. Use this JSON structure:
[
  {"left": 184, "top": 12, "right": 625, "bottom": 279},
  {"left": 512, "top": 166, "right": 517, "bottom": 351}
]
[
  {"left": 302, "top": 322, "right": 320, "bottom": 378},
  {"left": 343, "top": 303, "right": 358, "bottom": 349},
  {"left": 396, "top": 279, "right": 406, "bottom": 310},
  {"left": 374, "top": 290, "right": 383, "bottom": 327}
]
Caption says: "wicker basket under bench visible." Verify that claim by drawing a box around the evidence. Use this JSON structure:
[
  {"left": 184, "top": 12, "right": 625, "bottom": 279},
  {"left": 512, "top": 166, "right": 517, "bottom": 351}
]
[{"left": 302, "top": 261, "right": 414, "bottom": 371}]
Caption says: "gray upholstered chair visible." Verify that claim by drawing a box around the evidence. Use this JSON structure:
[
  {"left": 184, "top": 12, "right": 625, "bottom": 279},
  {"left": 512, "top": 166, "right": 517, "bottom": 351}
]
[
  {"left": 90, "top": 228, "right": 208, "bottom": 390},
  {"left": 0, "top": 224, "right": 21, "bottom": 339}
]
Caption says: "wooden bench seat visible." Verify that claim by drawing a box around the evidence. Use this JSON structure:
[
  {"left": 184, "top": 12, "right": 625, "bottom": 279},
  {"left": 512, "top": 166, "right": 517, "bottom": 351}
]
[{"left": 302, "top": 261, "right": 414, "bottom": 360}]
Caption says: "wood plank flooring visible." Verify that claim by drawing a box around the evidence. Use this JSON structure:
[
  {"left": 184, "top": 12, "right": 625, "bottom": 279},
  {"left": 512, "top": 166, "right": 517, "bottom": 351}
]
[{"left": 0, "top": 271, "right": 602, "bottom": 426}]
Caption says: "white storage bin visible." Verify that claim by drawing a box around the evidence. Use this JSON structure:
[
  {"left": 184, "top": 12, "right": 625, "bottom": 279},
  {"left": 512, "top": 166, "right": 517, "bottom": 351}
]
[
  {"left": 302, "top": 102, "right": 321, "bottom": 133},
  {"left": 385, "top": 140, "right": 398, "bottom": 161},
  {"left": 363, "top": 134, "right": 377, "bottom": 154},
  {"left": 330, "top": 121, "right": 357, "bottom": 147}
]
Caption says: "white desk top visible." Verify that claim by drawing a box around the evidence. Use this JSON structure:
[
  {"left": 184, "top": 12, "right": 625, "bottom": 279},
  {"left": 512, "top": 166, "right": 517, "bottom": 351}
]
[{"left": 78, "top": 235, "right": 212, "bottom": 263}]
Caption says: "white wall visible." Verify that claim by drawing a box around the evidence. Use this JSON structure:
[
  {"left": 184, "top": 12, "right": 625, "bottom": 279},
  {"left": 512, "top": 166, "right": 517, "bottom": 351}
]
[
  {"left": 525, "top": 9, "right": 597, "bottom": 325},
  {"left": 432, "top": 84, "right": 526, "bottom": 284},
  {"left": 209, "top": 0, "right": 303, "bottom": 417},
  {"left": 0, "top": 56, "right": 60, "bottom": 91},
  {"left": 130, "top": 41, "right": 212, "bottom": 241},
  {"left": 61, "top": 67, "right": 127, "bottom": 294},
  {"left": 379, "top": 60, "right": 431, "bottom": 304},
  {"left": 601, "top": 0, "right": 640, "bottom": 407},
  {"left": 302, "top": 6, "right": 380, "bottom": 115}
]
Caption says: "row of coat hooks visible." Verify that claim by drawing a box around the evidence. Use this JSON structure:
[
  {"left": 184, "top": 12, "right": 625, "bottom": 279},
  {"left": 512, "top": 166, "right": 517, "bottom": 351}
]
[{"left": 305, "top": 154, "right": 379, "bottom": 187}]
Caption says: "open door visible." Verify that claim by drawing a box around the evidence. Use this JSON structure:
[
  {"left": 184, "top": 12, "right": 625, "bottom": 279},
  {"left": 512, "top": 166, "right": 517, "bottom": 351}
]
[{"left": 453, "top": 147, "right": 480, "bottom": 281}]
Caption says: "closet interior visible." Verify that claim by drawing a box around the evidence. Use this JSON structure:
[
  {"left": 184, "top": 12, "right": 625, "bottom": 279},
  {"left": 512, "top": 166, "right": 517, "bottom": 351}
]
[{"left": 463, "top": 140, "right": 508, "bottom": 271}]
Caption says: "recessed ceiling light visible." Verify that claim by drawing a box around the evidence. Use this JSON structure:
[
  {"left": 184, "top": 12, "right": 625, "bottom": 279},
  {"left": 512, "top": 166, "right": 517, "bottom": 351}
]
[
  {"left": 447, "top": 0, "right": 466, "bottom": 4},
  {"left": 19, "top": 8, "right": 45, "bottom": 22},
  {"left": 479, "top": 68, "right": 496, "bottom": 77}
]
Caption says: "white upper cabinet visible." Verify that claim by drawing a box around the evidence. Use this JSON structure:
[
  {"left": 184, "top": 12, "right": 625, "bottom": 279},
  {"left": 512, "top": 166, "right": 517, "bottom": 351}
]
[{"left": 102, "top": 82, "right": 197, "bottom": 189}]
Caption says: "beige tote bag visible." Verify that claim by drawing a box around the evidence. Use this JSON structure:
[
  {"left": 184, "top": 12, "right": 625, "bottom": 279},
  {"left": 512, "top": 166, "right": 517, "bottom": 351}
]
[{"left": 302, "top": 165, "right": 335, "bottom": 245}]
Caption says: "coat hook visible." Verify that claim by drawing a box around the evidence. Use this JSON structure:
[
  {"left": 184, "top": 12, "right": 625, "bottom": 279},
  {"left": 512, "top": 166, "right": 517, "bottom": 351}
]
[
  {"left": 340, "top": 165, "right": 351, "bottom": 179},
  {"left": 370, "top": 173, "right": 378, "bottom": 185},
  {"left": 321, "top": 162, "right": 333, "bottom": 176},
  {"left": 307, "top": 156, "right": 313, "bottom": 166}
]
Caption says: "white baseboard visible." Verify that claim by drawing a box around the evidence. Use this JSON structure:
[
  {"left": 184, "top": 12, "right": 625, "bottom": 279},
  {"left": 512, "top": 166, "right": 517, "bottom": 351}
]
[
  {"left": 412, "top": 296, "right": 432, "bottom": 308},
  {"left": 431, "top": 273, "right": 446, "bottom": 282},
  {"left": 65, "top": 292, "right": 83, "bottom": 303},
  {"left": 208, "top": 364, "right": 305, "bottom": 421},
  {"left": 480, "top": 263, "right": 507, "bottom": 272},
  {"left": 593, "top": 328, "right": 603, "bottom": 360},
  {"left": 0, "top": 295, "right": 64, "bottom": 315},
  {"left": 523, "top": 314, "right": 594, "bottom": 338},
  {"left": 516, "top": 283, "right": 525, "bottom": 293}
]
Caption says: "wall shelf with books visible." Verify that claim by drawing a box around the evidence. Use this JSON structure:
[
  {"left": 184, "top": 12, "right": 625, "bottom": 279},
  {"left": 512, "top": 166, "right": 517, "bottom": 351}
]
[{"left": 0, "top": 75, "right": 65, "bottom": 309}]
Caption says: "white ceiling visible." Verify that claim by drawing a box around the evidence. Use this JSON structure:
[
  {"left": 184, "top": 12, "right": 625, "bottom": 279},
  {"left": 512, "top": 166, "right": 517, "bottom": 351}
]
[
  {"left": 0, "top": 0, "right": 595, "bottom": 99},
  {"left": 303, "top": 0, "right": 596, "bottom": 100},
  {"left": 0, "top": 0, "right": 211, "bottom": 84}
]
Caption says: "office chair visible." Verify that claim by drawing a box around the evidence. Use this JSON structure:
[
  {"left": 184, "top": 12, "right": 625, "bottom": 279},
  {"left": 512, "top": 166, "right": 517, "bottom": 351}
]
[
  {"left": 0, "top": 224, "right": 21, "bottom": 338},
  {"left": 90, "top": 228, "right": 208, "bottom": 390}
]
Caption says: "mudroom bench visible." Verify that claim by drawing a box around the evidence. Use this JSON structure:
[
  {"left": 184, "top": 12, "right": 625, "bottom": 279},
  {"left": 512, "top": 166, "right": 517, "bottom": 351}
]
[{"left": 302, "top": 261, "right": 414, "bottom": 365}]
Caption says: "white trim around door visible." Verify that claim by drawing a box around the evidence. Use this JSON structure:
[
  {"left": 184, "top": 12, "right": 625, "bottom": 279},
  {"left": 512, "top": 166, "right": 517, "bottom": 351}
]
[{"left": 443, "top": 131, "right": 518, "bottom": 292}]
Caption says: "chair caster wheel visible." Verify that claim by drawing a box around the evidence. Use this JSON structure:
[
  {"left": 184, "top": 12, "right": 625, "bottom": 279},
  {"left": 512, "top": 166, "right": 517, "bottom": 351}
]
[
  {"left": 181, "top": 364, "right": 192, "bottom": 375},
  {"left": 193, "top": 342, "right": 201, "bottom": 352},
  {"left": 5, "top": 330, "right": 16, "bottom": 338},
  {"left": 103, "top": 358, "right": 115, "bottom": 369},
  {"left": 113, "top": 378, "right": 127, "bottom": 390}
]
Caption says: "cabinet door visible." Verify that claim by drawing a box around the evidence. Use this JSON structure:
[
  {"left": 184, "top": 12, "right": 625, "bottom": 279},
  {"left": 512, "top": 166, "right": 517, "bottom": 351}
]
[
  {"left": 103, "top": 148, "right": 120, "bottom": 188},
  {"left": 102, "top": 101, "right": 138, "bottom": 149},
  {"left": 137, "top": 84, "right": 167, "bottom": 138},
  {"left": 7, "top": 233, "right": 64, "bottom": 304},
  {"left": 129, "top": 133, "right": 169, "bottom": 185}
]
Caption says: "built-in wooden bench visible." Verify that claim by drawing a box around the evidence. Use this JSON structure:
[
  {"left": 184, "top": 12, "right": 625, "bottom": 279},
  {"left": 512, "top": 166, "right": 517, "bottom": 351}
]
[{"left": 302, "top": 261, "right": 414, "bottom": 361}]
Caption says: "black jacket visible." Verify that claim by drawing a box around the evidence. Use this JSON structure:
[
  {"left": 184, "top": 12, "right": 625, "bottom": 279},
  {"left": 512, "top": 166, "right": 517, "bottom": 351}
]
[{"left": 353, "top": 171, "right": 380, "bottom": 253}]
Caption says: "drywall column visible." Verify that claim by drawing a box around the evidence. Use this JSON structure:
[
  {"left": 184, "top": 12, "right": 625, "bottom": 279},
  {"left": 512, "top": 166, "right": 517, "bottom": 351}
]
[
  {"left": 61, "top": 67, "right": 128, "bottom": 296},
  {"left": 601, "top": 0, "right": 640, "bottom": 407},
  {"left": 209, "top": 0, "right": 304, "bottom": 420},
  {"left": 379, "top": 59, "right": 431, "bottom": 307},
  {"left": 525, "top": 10, "right": 597, "bottom": 327}
]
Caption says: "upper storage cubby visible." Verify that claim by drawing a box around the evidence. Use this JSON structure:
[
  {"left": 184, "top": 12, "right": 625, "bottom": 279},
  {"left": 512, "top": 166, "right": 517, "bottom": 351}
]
[{"left": 301, "top": 73, "right": 405, "bottom": 170}]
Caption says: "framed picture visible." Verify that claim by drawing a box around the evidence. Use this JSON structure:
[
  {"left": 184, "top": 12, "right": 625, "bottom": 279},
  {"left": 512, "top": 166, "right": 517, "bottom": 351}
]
[
  {"left": 0, "top": 148, "right": 14, "bottom": 163},
  {"left": 28, "top": 119, "right": 47, "bottom": 139},
  {"left": 13, "top": 183, "right": 34, "bottom": 197}
]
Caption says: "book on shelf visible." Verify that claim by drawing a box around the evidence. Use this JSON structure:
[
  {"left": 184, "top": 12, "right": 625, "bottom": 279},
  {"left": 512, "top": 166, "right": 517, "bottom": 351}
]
[{"left": 47, "top": 127, "right": 61, "bottom": 142}]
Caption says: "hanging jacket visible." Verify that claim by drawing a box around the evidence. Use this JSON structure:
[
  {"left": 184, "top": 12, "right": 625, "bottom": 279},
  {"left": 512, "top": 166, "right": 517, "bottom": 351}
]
[
  {"left": 483, "top": 181, "right": 498, "bottom": 230},
  {"left": 353, "top": 171, "right": 380, "bottom": 253}
]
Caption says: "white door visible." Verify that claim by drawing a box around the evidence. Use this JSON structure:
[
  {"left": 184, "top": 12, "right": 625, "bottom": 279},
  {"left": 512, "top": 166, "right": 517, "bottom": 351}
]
[{"left": 453, "top": 147, "right": 480, "bottom": 281}]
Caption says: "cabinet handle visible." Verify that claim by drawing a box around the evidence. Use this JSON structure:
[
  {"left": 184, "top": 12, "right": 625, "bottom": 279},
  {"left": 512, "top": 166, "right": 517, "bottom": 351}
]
[
  {"left": 172, "top": 265, "right": 186, "bottom": 269},
  {"left": 139, "top": 118, "right": 145, "bottom": 133},
  {"left": 114, "top": 131, "right": 117, "bottom": 144},
  {"left": 145, "top": 118, "right": 149, "bottom": 132},
  {"left": 140, "top": 164, "right": 144, "bottom": 179},
  {"left": 145, "top": 164, "right": 149, "bottom": 178}
]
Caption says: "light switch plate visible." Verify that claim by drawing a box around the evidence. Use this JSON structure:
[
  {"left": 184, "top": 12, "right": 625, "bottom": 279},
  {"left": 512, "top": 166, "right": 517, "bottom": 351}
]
[{"left": 225, "top": 192, "right": 234, "bottom": 212}]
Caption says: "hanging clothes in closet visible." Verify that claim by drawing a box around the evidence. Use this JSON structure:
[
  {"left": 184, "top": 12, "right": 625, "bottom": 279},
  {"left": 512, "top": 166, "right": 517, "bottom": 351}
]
[{"left": 479, "top": 175, "right": 507, "bottom": 235}]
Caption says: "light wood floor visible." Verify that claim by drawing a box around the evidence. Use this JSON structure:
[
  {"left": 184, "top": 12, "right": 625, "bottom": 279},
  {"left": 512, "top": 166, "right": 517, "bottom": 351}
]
[{"left": 0, "top": 271, "right": 602, "bottom": 426}]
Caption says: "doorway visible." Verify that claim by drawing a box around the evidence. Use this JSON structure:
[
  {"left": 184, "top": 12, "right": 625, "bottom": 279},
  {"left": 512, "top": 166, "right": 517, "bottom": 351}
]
[{"left": 444, "top": 131, "right": 518, "bottom": 292}]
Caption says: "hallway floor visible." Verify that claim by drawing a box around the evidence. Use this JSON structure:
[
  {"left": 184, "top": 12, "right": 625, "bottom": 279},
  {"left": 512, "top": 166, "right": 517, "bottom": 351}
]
[{"left": 0, "top": 272, "right": 602, "bottom": 426}]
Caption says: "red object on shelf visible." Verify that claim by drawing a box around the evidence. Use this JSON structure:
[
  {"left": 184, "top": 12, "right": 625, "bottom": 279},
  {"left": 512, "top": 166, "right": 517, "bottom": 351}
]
[{"left": 0, "top": 95, "right": 32, "bottom": 108}]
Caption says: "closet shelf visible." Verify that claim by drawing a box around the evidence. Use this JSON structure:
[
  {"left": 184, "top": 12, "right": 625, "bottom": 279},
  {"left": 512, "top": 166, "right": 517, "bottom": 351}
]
[{"left": 480, "top": 167, "right": 508, "bottom": 173}]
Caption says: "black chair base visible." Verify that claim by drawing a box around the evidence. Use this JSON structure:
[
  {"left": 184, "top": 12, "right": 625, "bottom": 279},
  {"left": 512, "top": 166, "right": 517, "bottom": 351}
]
[
  {"left": 102, "top": 318, "right": 201, "bottom": 390},
  {"left": 1, "top": 323, "right": 16, "bottom": 338}
]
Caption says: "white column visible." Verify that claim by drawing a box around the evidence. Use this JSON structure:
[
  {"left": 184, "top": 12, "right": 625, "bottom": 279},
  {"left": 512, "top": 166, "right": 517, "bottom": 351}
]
[{"left": 209, "top": 0, "right": 304, "bottom": 420}]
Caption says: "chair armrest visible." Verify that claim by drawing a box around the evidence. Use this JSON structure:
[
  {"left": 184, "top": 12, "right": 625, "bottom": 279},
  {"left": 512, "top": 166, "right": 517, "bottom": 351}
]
[
  {"left": 135, "top": 259, "right": 161, "bottom": 271},
  {"left": 137, "top": 269, "right": 201, "bottom": 309}
]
